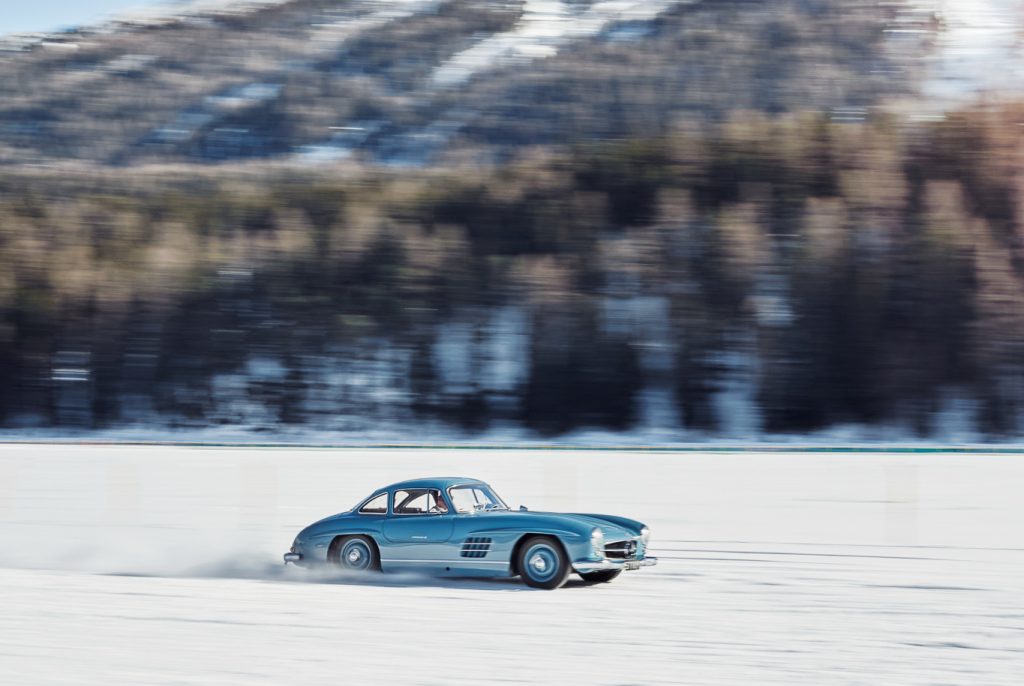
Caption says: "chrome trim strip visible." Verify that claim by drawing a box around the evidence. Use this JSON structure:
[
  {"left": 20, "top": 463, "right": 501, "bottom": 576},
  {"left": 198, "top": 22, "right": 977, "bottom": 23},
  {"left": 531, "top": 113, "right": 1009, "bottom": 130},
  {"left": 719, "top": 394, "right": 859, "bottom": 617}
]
[
  {"left": 381, "top": 559, "right": 508, "bottom": 565},
  {"left": 573, "top": 557, "right": 657, "bottom": 573}
]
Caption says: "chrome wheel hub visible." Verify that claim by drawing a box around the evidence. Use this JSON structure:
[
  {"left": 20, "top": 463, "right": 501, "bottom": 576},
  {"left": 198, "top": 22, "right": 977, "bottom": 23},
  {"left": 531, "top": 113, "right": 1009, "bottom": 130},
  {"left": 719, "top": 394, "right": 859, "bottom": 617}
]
[
  {"left": 530, "top": 554, "right": 548, "bottom": 572},
  {"left": 347, "top": 548, "right": 364, "bottom": 564}
]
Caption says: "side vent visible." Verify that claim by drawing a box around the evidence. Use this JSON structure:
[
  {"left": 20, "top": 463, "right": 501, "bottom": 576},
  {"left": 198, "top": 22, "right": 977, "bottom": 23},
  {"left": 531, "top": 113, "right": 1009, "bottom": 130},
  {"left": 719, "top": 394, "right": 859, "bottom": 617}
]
[{"left": 460, "top": 536, "right": 493, "bottom": 558}]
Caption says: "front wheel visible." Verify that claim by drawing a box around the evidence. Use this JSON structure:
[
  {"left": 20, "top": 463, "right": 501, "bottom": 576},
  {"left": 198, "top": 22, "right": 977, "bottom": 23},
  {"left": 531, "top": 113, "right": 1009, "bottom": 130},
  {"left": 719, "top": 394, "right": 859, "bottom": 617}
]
[
  {"left": 579, "top": 569, "right": 621, "bottom": 584},
  {"left": 331, "top": 535, "right": 379, "bottom": 572},
  {"left": 517, "top": 536, "right": 570, "bottom": 589}
]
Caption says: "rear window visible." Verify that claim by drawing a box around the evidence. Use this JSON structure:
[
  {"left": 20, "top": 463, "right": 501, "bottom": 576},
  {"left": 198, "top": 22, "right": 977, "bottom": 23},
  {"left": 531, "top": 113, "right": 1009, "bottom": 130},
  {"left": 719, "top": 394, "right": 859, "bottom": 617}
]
[{"left": 359, "top": 493, "right": 388, "bottom": 514}]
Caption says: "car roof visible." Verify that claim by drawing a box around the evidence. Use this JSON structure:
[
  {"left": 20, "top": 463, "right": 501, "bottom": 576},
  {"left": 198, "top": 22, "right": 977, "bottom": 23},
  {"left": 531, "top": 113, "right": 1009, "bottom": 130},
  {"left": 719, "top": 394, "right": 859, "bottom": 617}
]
[{"left": 379, "top": 477, "right": 487, "bottom": 492}]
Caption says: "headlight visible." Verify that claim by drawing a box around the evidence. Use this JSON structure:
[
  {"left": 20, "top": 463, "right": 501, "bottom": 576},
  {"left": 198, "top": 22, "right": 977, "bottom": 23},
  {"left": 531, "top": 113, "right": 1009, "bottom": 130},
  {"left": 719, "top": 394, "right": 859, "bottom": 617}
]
[
  {"left": 640, "top": 526, "right": 650, "bottom": 546},
  {"left": 590, "top": 528, "right": 604, "bottom": 556}
]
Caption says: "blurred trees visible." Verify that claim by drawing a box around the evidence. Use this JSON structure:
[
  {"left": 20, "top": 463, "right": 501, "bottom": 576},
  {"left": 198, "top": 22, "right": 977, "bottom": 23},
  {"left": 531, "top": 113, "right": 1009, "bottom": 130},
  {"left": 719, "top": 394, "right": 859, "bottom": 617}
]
[{"left": 1, "top": 104, "right": 1023, "bottom": 436}]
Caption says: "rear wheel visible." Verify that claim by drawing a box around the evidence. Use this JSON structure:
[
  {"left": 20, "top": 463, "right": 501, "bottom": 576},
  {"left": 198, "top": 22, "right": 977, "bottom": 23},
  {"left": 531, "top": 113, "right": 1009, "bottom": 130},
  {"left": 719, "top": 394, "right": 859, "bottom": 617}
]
[
  {"left": 517, "top": 536, "right": 570, "bottom": 589},
  {"left": 579, "top": 569, "right": 622, "bottom": 584},
  {"left": 331, "top": 535, "right": 379, "bottom": 572}
]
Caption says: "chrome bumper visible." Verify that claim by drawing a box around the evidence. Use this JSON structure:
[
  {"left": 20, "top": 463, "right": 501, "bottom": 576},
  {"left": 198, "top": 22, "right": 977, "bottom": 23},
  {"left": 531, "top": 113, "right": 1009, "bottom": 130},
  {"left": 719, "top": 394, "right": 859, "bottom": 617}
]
[
  {"left": 283, "top": 552, "right": 302, "bottom": 565},
  {"left": 573, "top": 557, "right": 658, "bottom": 573}
]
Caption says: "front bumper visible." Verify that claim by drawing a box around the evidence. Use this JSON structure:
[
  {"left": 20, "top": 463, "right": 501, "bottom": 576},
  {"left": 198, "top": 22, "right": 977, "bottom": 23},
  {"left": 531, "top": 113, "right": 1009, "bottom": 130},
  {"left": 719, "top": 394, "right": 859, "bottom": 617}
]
[
  {"left": 573, "top": 556, "right": 658, "bottom": 573},
  {"left": 283, "top": 552, "right": 302, "bottom": 565}
]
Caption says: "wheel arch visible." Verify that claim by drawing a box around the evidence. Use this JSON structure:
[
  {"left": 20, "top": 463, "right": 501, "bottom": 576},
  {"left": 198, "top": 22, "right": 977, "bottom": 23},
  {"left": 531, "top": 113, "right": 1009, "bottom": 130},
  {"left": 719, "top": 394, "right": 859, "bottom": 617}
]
[
  {"left": 328, "top": 533, "right": 382, "bottom": 568},
  {"left": 509, "top": 532, "right": 569, "bottom": 577}
]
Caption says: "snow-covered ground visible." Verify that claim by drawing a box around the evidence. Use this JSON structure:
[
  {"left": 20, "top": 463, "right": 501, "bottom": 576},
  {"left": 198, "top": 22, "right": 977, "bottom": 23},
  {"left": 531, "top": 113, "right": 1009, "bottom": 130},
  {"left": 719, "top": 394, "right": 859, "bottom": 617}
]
[
  {"left": 0, "top": 445, "right": 1022, "bottom": 684},
  {"left": 431, "top": 0, "right": 687, "bottom": 86}
]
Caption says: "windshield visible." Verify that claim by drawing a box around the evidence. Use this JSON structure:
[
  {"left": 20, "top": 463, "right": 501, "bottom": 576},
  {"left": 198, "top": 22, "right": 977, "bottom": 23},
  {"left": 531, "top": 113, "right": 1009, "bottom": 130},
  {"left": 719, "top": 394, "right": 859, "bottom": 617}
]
[{"left": 448, "top": 484, "right": 509, "bottom": 513}]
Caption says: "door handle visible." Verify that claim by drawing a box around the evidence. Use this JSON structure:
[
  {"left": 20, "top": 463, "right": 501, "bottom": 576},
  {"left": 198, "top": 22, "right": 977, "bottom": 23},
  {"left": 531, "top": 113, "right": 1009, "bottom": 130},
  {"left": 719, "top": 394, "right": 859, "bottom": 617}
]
[{"left": 411, "top": 535, "right": 428, "bottom": 540}]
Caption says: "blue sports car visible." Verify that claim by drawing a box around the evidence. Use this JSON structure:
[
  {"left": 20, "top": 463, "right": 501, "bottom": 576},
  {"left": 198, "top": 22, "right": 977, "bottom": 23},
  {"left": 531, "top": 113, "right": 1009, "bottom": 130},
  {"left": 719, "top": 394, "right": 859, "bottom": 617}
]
[{"left": 283, "top": 476, "right": 656, "bottom": 589}]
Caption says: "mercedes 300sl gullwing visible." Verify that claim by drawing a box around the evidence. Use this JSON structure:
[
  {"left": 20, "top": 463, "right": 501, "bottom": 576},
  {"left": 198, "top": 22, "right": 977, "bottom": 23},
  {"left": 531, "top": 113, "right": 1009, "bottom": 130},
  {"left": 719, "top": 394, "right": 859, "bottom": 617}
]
[{"left": 283, "top": 477, "right": 656, "bottom": 589}]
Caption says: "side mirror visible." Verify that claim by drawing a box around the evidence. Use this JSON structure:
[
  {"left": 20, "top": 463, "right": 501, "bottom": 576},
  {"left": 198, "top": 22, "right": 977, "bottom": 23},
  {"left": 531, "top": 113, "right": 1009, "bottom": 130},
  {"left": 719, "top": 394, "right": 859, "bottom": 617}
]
[{"left": 519, "top": 505, "right": 528, "bottom": 512}]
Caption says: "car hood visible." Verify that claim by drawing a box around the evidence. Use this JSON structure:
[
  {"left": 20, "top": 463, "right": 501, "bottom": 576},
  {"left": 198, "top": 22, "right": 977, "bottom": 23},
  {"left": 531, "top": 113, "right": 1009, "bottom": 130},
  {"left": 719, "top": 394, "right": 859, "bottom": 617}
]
[{"left": 478, "top": 510, "right": 637, "bottom": 541}]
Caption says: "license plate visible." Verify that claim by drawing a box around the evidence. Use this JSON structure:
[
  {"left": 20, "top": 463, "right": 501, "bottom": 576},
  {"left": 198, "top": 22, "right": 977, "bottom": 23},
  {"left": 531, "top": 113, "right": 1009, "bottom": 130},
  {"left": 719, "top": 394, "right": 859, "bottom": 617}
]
[{"left": 625, "top": 560, "right": 642, "bottom": 570}]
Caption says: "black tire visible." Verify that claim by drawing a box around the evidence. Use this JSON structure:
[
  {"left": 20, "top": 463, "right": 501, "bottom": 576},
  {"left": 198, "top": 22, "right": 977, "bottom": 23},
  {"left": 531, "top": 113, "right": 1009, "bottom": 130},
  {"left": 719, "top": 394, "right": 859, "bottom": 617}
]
[
  {"left": 516, "top": 536, "right": 570, "bottom": 590},
  {"left": 579, "top": 569, "right": 622, "bottom": 584},
  {"left": 330, "top": 535, "right": 380, "bottom": 572}
]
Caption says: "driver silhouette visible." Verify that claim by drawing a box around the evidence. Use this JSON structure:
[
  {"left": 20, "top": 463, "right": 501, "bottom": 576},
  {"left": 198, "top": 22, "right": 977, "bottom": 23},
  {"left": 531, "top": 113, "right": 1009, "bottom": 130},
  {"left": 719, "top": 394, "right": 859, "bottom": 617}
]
[{"left": 433, "top": 492, "right": 449, "bottom": 513}]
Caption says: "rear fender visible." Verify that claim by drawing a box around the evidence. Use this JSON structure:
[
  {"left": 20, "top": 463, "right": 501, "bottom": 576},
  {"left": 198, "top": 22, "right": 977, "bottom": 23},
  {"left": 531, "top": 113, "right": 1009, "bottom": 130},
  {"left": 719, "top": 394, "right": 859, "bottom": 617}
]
[{"left": 303, "top": 522, "right": 384, "bottom": 564}]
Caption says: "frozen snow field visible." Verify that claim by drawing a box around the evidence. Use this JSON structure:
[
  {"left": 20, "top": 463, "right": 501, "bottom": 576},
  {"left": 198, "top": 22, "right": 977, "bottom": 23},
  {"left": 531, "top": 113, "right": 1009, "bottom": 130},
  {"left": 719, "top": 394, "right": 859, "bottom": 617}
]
[{"left": 0, "top": 444, "right": 1022, "bottom": 684}]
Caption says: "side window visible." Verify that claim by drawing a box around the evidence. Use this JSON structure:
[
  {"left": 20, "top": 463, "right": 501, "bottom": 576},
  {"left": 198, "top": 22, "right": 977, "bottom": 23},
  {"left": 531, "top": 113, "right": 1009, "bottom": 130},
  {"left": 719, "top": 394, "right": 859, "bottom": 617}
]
[
  {"left": 359, "top": 493, "right": 388, "bottom": 515},
  {"left": 393, "top": 488, "right": 448, "bottom": 515},
  {"left": 449, "top": 487, "right": 480, "bottom": 513}
]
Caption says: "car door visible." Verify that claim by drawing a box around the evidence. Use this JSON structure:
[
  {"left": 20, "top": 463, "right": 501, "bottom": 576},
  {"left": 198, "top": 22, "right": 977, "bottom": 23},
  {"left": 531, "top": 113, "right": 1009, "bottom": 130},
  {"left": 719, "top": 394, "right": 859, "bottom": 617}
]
[
  {"left": 446, "top": 487, "right": 509, "bottom": 571},
  {"left": 380, "top": 488, "right": 454, "bottom": 568}
]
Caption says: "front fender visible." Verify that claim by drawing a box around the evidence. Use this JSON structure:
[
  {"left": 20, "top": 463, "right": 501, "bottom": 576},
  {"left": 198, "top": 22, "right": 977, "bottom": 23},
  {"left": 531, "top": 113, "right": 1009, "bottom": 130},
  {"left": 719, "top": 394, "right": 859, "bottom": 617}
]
[{"left": 466, "top": 524, "right": 587, "bottom": 541}]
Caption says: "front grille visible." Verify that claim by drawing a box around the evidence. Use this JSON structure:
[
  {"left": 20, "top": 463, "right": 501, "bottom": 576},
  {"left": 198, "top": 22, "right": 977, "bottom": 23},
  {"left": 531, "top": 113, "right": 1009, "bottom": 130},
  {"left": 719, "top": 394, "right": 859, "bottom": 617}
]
[
  {"left": 604, "top": 539, "right": 638, "bottom": 560},
  {"left": 460, "top": 536, "right": 493, "bottom": 558}
]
